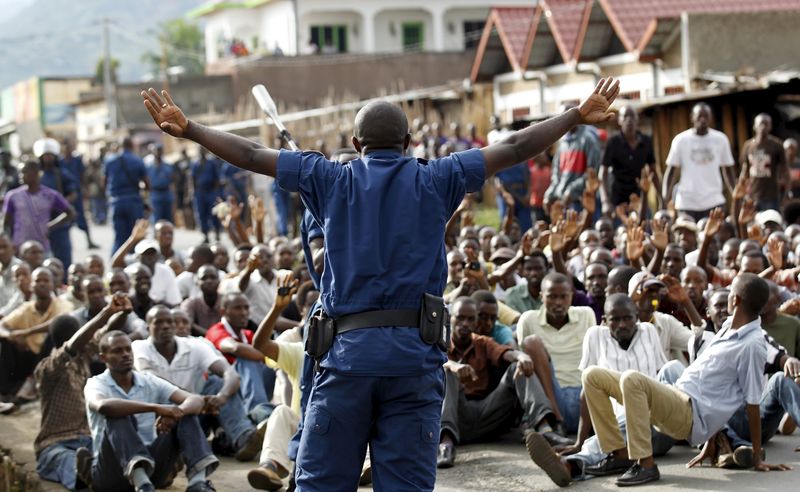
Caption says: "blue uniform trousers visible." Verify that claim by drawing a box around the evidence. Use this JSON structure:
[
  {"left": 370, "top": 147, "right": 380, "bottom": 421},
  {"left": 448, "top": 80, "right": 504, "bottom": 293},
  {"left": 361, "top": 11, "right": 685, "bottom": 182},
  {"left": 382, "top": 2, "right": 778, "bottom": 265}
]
[
  {"left": 36, "top": 436, "right": 92, "bottom": 490},
  {"left": 90, "top": 196, "right": 108, "bottom": 224},
  {"left": 295, "top": 368, "right": 444, "bottom": 492},
  {"left": 111, "top": 197, "right": 144, "bottom": 253},
  {"left": 194, "top": 194, "right": 220, "bottom": 235},
  {"left": 48, "top": 226, "right": 72, "bottom": 279},
  {"left": 91, "top": 415, "right": 217, "bottom": 491},
  {"left": 151, "top": 197, "right": 174, "bottom": 223}
]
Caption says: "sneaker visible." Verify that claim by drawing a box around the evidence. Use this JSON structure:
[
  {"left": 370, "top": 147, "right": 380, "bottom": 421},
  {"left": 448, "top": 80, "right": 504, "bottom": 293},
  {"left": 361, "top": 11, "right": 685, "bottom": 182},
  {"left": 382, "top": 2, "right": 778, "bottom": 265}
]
[
  {"left": 235, "top": 424, "right": 267, "bottom": 462},
  {"left": 615, "top": 463, "right": 660, "bottom": 487},
  {"left": 525, "top": 432, "right": 571, "bottom": 487},
  {"left": 185, "top": 480, "right": 217, "bottom": 492},
  {"left": 0, "top": 402, "right": 15, "bottom": 415},
  {"left": 75, "top": 447, "right": 93, "bottom": 489},
  {"left": 585, "top": 453, "right": 635, "bottom": 477},
  {"left": 247, "top": 463, "right": 284, "bottom": 490},
  {"left": 732, "top": 446, "right": 765, "bottom": 469}
]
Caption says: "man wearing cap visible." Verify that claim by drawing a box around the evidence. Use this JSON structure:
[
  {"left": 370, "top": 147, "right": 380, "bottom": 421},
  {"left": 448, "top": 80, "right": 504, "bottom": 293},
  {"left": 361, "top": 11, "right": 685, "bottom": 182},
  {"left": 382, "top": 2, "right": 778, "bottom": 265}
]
[
  {"left": 112, "top": 219, "right": 181, "bottom": 306},
  {"left": 488, "top": 247, "right": 521, "bottom": 302},
  {"left": 105, "top": 137, "right": 150, "bottom": 253},
  {"left": 756, "top": 209, "right": 785, "bottom": 236},
  {"left": 663, "top": 103, "right": 736, "bottom": 221},
  {"left": 741, "top": 114, "right": 787, "bottom": 211}
]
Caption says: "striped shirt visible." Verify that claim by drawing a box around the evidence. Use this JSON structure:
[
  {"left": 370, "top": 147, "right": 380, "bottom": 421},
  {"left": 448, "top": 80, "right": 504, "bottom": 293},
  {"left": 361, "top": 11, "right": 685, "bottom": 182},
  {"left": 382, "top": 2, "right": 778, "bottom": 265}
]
[{"left": 579, "top": 322, "right": 667, "bottom": 379}]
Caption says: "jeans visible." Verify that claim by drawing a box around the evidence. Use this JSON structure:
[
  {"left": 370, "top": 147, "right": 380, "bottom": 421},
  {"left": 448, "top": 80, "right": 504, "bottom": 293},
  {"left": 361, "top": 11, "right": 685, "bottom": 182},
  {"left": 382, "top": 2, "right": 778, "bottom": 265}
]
[
  {"left": 295, "top": 368, "right": 443, "bottom": 492},
  {"left": 234, "top": 358, "right": 276, "bottom": 420},
  {"left": 111, "top": 197, "right": 144, "bottom": 253},
  {"left": 92, "top": 415, "right": 217, "bottom": 491},
  {"left": 551, "top": 369, "right": 581, "bottom": 433},
  {"left": 201, "top": 375, "right": 255, "bottom": 445},
  {"left": 726, "top": 372, "right": 800, "bottom": 448},
  {"left": 36, "top": 436, "right": 92, "bottom": 489},
  {"left": 441, "top": 363, "right": 551, "bottom": 444}
]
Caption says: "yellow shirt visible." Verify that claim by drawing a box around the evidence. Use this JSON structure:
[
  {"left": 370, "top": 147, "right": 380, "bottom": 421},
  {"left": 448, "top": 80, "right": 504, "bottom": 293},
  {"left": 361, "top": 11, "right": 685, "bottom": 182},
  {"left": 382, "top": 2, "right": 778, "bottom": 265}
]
[
  {"left": 3, "top": 297, "right": 73, "bottom": 353},
  {"left": 517, "top": 306, "right": 595, "bottom": 387},
  {"left": 266, "top": 341, "right": 304, "bottom": 414},
  {"left": 497, "top": 300, "right": 521, "bottom": 326}
]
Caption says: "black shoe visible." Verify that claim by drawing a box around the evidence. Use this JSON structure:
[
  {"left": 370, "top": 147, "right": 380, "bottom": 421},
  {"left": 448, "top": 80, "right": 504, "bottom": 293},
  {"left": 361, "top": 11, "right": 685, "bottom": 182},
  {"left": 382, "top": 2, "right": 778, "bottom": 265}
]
[
  {"left": 542, "top": 430, "right": 573, "bottom": 447},
  {"left": 186, "top": 480, "right": 217, "bottom": 492},
  {"left": 75, "top": 446, "right": 93, "bottom": 489},
  {"left": 585, "top": 453, "right": 635, "bottom": 476},
  {"left": 235, "top": 425, "right": 266, "bottom": 461},
  {"left": 525, "top": 432, "right": 572, "bottom": 487},
  {"left": 616, "top": 463, "right": 660, "bottom": 487},
  {"left": 436, "top": 443, "right": 456, "bottom": 468},
  {"left": 553, "top": 421, "right": 569, "bottom": 438}
]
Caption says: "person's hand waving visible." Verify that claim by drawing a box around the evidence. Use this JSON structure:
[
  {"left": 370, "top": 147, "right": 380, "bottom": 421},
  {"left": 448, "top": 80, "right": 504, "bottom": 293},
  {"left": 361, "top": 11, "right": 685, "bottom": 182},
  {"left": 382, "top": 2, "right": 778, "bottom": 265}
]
[
  {"left": 578, "top": 78, "right": 620, "bottom": 125},
  {"left": 142, "top": 88, "right": 189, "bottom": 138}
]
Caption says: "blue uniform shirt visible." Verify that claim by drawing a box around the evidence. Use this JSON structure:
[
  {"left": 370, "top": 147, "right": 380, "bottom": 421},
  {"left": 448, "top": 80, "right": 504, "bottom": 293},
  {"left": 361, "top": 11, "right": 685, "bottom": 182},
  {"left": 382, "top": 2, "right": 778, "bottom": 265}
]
[
  {"left": 277, "top": 148, "right": 485, "bottom": 375},
  {"left": 300, "top": 210, "right": 324, "bottom": 290},
  {"left": 62, "top": 155, "right": 85, "bottom": 190},
  {"left": 104, "top": 150, "right": 146, "bottom": 201},
  {"left": 147, "top": 161, "right": 175, "bottom": 200},
  {"left": 41, "top": 166, "right": 78, "bottom": 199},
  {"left": 192, "top": 159, "right": 221, "bottom": 192}
]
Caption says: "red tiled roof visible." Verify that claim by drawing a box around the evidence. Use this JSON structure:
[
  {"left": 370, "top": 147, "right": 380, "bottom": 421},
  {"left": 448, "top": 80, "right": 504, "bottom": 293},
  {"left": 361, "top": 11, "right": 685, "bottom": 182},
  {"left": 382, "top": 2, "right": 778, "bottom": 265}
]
[
  {"left": 494, "top": 7, "right": 538, "bottom": 71},
  {"left": 541, "top": 0, "right": 594, "bottom": 62},
  {"left": 599, "top": 0, "right": 800, "bottom": 51}
]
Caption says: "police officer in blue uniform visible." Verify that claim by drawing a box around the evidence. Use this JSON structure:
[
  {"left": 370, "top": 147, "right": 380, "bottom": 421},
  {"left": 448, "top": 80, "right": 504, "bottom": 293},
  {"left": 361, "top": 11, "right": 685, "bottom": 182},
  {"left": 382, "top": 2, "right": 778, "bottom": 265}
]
[
  {"left": 105, "top": 137, "right": 150, "bottom": 253},
  {"left": 145, "top": 143, "right": 175, "bottom": 223},
  {"left": 143, "top": 78, "right": 619, "bottom": 491},
  {"left": 191, "top": 149, "right": 222, "bottom": 243},
  {"left": 61, "top": 138, "right": 99, "bottom": 249}
]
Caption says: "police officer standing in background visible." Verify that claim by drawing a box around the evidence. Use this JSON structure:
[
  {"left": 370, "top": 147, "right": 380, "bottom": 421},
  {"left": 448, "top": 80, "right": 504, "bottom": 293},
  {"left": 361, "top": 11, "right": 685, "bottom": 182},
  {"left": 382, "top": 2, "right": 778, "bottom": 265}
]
[
  {"left": 105, "top": 137, "right": 150, "bottom": 253},
  {"left": 143, "top": 77, "right": 619, "bottom": 491}
]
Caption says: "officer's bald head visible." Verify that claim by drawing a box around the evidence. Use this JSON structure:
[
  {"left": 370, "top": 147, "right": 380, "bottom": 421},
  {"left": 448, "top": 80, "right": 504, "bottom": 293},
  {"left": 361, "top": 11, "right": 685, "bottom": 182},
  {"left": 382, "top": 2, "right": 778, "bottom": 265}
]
[{"left": 352, "top": 101, "right": 410, "bottom": 153}]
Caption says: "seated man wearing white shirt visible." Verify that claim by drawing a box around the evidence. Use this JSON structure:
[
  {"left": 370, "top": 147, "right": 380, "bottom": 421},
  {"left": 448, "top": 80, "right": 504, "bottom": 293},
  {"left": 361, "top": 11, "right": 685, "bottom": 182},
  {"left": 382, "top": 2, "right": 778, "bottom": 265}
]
[
  {"left": 581, "top": 273, "right": 789, "bottom": 487},
  {"left": 526, "top": 294, "right": 675, "bottom": 487},
  {"left": 517, "top": 273, "right": 596, "bottom": 439},
  {"left": 175, "top": 245, "right": 216, "bottom": 300},
  {"left": 132, "top": 305, "right": 263, "bottom": 462}
]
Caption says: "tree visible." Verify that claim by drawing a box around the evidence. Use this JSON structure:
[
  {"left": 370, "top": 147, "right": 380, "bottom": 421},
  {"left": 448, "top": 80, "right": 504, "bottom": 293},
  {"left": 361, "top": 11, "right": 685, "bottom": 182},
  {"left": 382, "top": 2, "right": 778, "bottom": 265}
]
[
  {"left": 142, "top": 19, "right": 205, "bottom": 77},
  {"left": 94, "top": 57, "right": 120, "bottom": 84}
]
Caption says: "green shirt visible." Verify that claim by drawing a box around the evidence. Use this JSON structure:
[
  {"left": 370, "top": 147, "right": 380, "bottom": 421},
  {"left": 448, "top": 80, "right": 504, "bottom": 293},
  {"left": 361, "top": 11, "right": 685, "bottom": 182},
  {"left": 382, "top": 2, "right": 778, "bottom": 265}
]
[
  {"left": 504, "top": 283, "right": 542, "bottom": 314},
  {"left": 763, "top": 313, "right": 800, "bottom": 358}
]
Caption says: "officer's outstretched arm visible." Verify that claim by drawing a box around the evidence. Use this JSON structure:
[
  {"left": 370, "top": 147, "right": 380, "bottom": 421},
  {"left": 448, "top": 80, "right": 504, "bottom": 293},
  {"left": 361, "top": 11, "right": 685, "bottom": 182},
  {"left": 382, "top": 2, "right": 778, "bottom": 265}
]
[
  {"left": 481, "top": 77, "right": 619, "bottom": 178},
  {"left": 142, "top": 88, "right": 279, "bottom": 177}
]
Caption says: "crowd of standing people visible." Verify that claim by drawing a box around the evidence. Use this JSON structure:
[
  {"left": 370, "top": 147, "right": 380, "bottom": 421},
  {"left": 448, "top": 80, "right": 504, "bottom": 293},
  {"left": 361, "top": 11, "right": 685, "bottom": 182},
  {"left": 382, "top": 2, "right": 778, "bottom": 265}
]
[{"left": 0, "top": 75, "right": 798, "bottom": 491}]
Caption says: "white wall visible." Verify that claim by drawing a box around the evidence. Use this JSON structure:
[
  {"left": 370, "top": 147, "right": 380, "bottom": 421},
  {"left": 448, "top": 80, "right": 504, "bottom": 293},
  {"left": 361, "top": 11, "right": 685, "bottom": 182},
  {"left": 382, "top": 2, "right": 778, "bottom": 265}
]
[
  {"left": 260, "top": 1, "right": 296, "bottom": 55},
  {"left": 299, "top": 11, "right": 364, "bottom": 53},
  {"left": 373, "top": 9, "right": 433, "bottom": 52},
  {"left": 204, "top": 9, "right": 263, "bottom": 63},
  {"left": 442, "top": 7, "right": 489, "bottom": 51}
]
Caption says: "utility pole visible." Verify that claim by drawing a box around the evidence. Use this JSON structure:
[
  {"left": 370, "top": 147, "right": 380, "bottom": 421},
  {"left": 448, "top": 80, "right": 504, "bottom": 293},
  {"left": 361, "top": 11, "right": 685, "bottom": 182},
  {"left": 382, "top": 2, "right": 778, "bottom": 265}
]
[{"left": 102, "top": 17, "right": 117, "bottom": 132}]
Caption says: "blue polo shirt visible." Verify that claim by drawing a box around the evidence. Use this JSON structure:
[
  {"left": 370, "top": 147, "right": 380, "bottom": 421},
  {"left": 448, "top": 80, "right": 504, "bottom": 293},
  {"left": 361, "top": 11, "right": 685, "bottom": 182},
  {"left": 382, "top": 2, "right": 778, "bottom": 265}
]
[{"left": 277, "top": 148, "right": 485, "bottom": 375}]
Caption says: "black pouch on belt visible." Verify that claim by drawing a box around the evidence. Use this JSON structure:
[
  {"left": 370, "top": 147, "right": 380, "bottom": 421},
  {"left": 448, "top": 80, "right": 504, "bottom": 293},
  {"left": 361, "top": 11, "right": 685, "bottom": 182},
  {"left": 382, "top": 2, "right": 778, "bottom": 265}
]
[
  {"left": 305, "top": 312, "right": 335, "bottom": 360},
  {"left": 419, "top": 293, "right": 446, "bottom": 349}
]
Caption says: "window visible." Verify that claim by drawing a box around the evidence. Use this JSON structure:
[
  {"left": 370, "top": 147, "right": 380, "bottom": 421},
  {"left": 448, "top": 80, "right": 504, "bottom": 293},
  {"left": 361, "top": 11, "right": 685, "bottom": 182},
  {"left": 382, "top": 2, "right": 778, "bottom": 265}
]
[
  {"left": 402, "top": 22, "right": 424, "bottom": 51},
  {"left": 310, "top": 25, "right": 348, "bottom": 54},
  {"left": 463, "top": 21, "right": 485, "bottom": 49}
]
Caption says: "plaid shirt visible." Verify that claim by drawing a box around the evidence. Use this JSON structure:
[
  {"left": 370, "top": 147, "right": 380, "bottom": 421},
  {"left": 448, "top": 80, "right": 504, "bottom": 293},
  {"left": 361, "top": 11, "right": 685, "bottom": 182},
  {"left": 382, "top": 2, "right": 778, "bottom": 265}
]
[{"left": 33, "top": 343, "right": 94, "bottom": 453}]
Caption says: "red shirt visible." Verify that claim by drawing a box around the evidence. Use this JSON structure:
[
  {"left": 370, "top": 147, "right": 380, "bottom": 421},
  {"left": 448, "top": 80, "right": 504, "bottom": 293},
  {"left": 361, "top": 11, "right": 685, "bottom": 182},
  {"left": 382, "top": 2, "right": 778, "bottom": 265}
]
[
  {"left": 528, "top": 162, "right": 551, "bottom": 207},
  {"left": 205, "top": 321, "right": 255, "bottom": 364}
]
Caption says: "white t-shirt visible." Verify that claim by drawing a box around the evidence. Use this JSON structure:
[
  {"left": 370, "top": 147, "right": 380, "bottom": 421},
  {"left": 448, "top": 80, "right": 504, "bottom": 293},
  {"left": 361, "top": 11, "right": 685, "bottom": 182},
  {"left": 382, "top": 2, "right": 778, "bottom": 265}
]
[
  {"left": 666, "top": 128, "right": 734, "bottom": 211},
  {"left": 132, "top": 336, "right": 225, "bottom": 394}
]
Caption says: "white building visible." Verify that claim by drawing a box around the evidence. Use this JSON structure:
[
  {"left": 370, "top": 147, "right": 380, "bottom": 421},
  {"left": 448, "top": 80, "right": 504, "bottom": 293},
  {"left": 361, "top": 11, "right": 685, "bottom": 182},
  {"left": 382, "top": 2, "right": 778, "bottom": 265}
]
[{"left": 189, "top": 0, "right": 536, "bottom": 64}]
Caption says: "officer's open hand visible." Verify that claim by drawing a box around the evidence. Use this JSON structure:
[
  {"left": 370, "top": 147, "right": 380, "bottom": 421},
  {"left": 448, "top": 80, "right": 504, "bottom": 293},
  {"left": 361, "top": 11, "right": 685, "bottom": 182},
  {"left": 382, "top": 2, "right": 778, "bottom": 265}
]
[
  {"left": 142, "top": 88, "right": 189, "bottom": 138},
  {"left": 578, "top": 78, "right": 620, "bottom": 125}
]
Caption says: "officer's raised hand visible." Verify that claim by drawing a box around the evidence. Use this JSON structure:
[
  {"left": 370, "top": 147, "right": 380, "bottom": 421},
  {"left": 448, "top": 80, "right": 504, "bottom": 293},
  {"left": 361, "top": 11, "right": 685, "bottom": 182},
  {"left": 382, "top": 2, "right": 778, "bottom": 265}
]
[{"left": 142, "top": 88, "right": 188, "bottom": 138}]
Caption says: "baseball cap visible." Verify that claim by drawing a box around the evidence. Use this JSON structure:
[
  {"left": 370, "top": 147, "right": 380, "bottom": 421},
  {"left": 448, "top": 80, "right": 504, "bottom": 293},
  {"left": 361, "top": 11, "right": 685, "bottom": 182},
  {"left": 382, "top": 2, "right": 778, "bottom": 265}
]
[
  {"left": 628, "top": 271, "right": 666, "bottom": 297},
  {"left": 756, "top": 209, "right": 783, "bottom": 228},
  {"left": 490, "top": 247, "right": 516, "bottom": 262},
  {"left": 134, "top": 239, "right": 159, "bottom": 255},
  {"left": 671, "top": 216, "right": 698, "bottom": 233}
]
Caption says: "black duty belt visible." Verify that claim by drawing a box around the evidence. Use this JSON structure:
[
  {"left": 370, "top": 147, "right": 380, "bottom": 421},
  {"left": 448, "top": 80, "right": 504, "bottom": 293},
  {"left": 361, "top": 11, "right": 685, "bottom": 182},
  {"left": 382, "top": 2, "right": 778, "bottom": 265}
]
[{"left": 335, "top": 309, "right": 420, "bottom": 334}]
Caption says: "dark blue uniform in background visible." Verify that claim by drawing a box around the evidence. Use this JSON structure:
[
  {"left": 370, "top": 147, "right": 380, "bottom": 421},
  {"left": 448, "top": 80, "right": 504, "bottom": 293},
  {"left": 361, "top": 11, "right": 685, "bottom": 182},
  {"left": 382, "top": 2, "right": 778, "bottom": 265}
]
[
  {"left": 62, "top": 154, "right": 90, "bottom": 234},
  {"left": 191, "top": 157, "right": 222, "bottom": 238},
  {"left": 221, "top": 161, "right": 248, "bottom": 206},
  {"left": 495, "top": 162, "right": 532, "bottom": 233},
  {"left": 105, "top": 150, "right": 147, "bottom": 253},
  {"left": 276, "top": 148, "right": 485, "bottom": 491},
  {"left": 272, "top": 180, "right": 291, "bottom": 236},
  {"left": 147, "top": 160, "right": 175, "bottom": 223},
  {"left": 41, "top": 164, "right": 78, "bottom": 273}
]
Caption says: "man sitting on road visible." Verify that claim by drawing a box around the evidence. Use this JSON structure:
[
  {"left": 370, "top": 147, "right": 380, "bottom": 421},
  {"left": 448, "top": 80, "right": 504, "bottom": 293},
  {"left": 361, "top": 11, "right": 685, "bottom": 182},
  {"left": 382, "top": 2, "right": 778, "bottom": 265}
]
[
  {"left": 84, "top": 331, "right": 218, "bottom": 491},
  {"left": 471, "top": 290, "right": 515, "bottom": 347}
]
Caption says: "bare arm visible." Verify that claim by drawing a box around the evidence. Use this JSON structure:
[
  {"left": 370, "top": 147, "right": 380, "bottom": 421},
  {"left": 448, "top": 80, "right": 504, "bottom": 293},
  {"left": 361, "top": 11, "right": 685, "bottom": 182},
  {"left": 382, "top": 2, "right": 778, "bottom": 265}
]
[
  {"left": 219, "top": 338, "right": 268, "bottom": 362},
  {"left": 169, "top": 389, "right": 205, "bottom": 415},
  {"left": 481, "top": 79, "right": 619, "bottom": 177},
  {"left": 111, "top": 219, "right": 149, "bottom": 268},
  {"left": 142, "top": 89, "right": 279, "bottom": 177},
  {"left": 662, "top": 166, "right": 676, "bottom": 202},
  {"left": 599, "top": 165, "right": 612, "bottom": 214}
]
